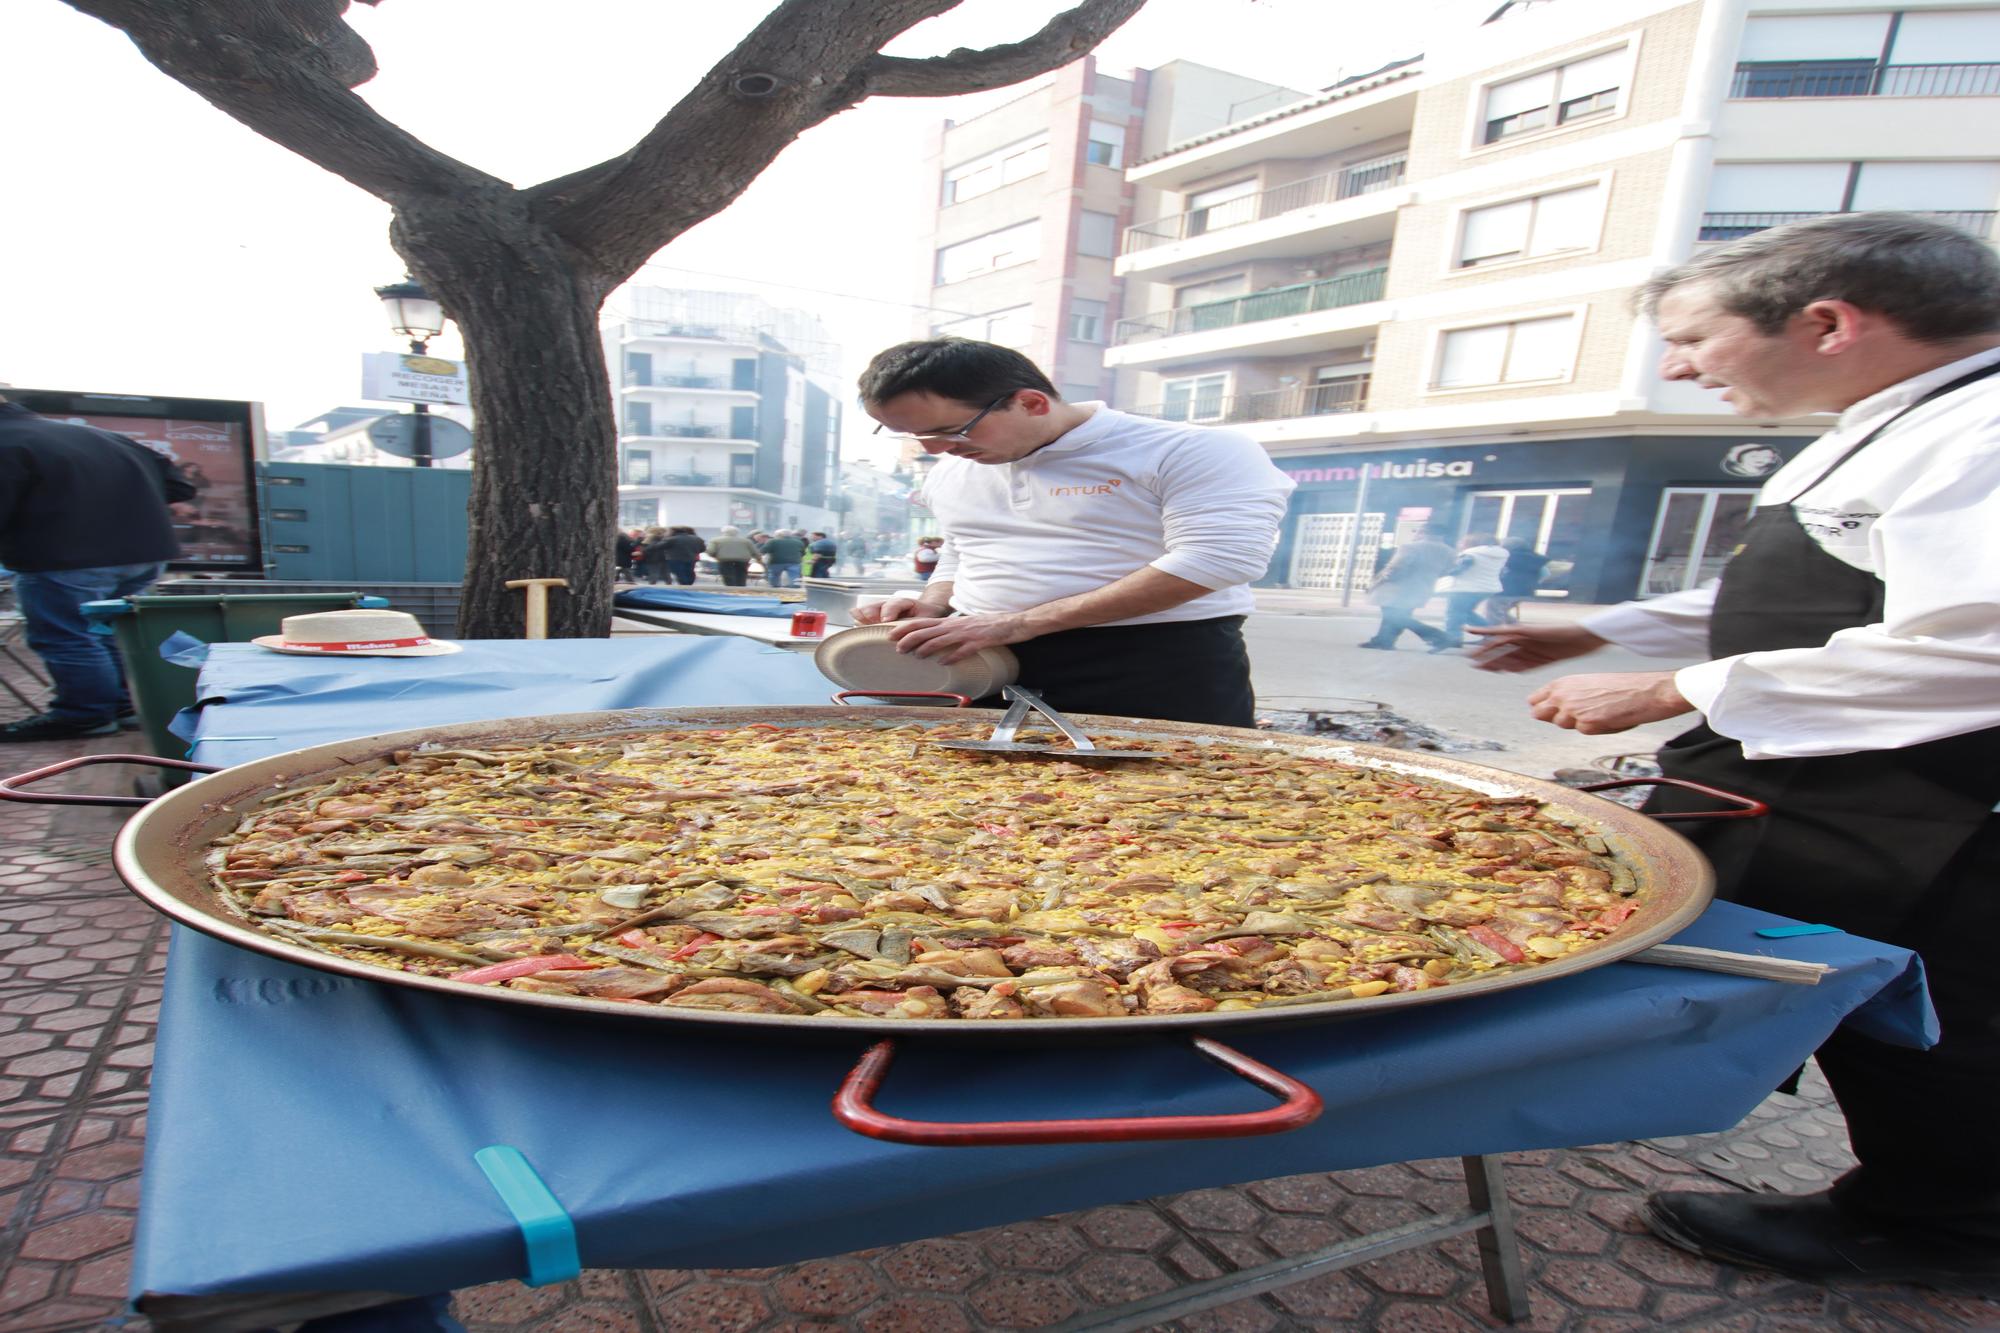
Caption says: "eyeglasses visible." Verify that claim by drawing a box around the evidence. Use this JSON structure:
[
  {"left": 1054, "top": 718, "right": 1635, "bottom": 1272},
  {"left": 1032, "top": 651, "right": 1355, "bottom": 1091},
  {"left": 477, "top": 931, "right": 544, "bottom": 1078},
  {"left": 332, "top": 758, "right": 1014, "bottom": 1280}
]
[{"left": 872, "top": 391, "right": 1016, "bottom": 444}]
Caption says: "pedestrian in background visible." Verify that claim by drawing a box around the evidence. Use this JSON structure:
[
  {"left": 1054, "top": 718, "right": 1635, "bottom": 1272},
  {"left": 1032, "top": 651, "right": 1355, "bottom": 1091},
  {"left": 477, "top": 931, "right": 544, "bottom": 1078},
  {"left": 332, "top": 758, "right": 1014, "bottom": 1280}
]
[
  {"left": 1470, "top": 212, "right": 2000, "bottom": 1287},
  {"left": 0, "top": 394, "right": 194, "bottom": 741},
  {"left": 1436, "top": 532, "right": 1508, "bottom": 650},
  {"left": 807, "top": 531, "right": 838, "bottom": 578},
  {"left": 708, "top": 526, "right": 757, "bottom": 587},
  {"left": 912, "top": 536, "right": 943, "bottom": 581},
  {"left": 1482, "top": 536, "right": 1550, "bottom": 623},
  {"left": 759, "top": 529, "right": 806, "bottom": 587},
  {"left": 659, "top": 525, "right": 704, "bottom": 586},
  {"left": 1357, "top": 527, "right": 1454, "bottom": 651},
  {"left": 614, "top": 528, "right": 639, "bottom": 581},
  {"left": 637, "top": 526, "right": 672, "bottom": 584}
]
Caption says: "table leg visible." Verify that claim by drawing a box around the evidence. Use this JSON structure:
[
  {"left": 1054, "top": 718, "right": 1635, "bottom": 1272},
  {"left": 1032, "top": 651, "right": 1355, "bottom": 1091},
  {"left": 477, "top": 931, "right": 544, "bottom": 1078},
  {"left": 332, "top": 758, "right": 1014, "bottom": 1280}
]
[
  {"left": 1463, "top": 1153, "right": 1531, "bottom": 1322},
  {"left": 1054, "top": 1156, "right": 1532, "bottom": 1331}
]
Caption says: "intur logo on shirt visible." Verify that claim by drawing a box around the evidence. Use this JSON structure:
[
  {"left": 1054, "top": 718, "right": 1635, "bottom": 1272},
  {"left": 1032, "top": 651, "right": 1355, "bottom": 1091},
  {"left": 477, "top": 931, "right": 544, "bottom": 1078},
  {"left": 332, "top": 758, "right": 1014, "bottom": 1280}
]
[{"left": 1049, "top": 479, "right": 1122, "bottom": 497}]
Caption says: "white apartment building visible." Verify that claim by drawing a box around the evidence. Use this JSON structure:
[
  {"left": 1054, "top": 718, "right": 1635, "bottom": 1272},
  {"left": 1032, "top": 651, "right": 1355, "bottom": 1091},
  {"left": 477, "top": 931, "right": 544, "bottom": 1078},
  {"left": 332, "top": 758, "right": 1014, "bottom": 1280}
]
[
  {"left": 1105, "top": 0, "right": 2000, "bottom": 603},
  {"left": 916, "top": 55, "right": 1304, "bottom": 413},
  {"left": 602, "top": 287, "right": 845, "bottom": 536}
]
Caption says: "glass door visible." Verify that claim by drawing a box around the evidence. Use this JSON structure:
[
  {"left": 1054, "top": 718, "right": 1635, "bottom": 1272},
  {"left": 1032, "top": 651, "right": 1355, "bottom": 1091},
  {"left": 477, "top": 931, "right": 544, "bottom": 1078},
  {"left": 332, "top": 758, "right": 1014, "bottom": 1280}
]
[
  {"left": 1460, "top": 488, "right": 1591, "bottom": 595},
  {"left": 1641, "top": 488, "right": 1757, "bottom": 596}
]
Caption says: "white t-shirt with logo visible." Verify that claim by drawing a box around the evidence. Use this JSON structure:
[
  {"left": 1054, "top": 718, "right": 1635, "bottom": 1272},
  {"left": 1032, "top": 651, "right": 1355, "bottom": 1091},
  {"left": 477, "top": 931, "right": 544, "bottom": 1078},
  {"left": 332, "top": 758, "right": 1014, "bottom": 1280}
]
[{"left": 918, "top": 404, "right": 1295, "bottom": 626}]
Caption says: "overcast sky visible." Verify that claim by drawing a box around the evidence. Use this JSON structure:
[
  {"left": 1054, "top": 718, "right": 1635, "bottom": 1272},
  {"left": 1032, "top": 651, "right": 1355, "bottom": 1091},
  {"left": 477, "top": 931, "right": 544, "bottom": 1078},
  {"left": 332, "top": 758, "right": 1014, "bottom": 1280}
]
[{"left": 0, "top": 0, "right": 1439, "bottom": 467}]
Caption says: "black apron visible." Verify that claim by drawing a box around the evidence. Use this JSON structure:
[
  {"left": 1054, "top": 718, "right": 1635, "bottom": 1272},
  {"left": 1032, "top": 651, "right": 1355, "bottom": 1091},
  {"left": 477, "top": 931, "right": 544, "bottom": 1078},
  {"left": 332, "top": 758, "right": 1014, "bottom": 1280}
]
[{"left": 1644, "top": 359, "right": 2000, "bottom": 941}]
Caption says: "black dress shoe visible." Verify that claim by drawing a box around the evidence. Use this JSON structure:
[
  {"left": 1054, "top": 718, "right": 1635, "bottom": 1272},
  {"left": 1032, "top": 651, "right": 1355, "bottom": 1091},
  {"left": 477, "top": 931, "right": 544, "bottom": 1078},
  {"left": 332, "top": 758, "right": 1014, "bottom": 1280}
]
[
  {"left": 1644, "top": 1190, "right": 2000, "bottom": 1290},
  {"left": 0, "top": 712, "right": 120, "bottom": 742}
]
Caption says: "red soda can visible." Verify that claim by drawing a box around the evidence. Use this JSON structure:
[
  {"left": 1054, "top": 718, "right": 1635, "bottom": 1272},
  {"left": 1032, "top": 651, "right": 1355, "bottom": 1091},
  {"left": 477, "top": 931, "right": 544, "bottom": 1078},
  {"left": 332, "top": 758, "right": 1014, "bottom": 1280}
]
[{"left": 790, "top": 609, "right": 827, "bottom": 638}]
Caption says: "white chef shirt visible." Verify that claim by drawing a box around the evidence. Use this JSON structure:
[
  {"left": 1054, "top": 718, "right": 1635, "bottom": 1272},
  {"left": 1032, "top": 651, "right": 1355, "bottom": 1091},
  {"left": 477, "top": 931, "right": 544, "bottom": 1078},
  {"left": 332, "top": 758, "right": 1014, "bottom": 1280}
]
[
  {"left": 919, "top": 404, "right": 1295, "bottom": 626},
  {"left": 1583, "top": 346, "right": 2000, "bottom": 760}
]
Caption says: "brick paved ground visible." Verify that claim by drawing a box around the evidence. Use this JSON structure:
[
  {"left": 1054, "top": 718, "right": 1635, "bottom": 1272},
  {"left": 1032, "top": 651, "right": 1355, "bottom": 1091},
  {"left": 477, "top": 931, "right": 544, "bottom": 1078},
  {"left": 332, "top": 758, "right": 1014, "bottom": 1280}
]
[{"left": 1, "top": 658, "right": 1997, "bottom": 1332}]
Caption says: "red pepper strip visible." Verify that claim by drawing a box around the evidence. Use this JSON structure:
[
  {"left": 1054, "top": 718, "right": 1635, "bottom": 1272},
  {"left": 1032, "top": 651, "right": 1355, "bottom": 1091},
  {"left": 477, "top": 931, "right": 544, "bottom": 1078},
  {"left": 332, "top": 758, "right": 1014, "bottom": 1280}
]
[
  {"left": 617, "top": 930, "right": 651, "bottom": 948},
  {"left": 454, "top": 954, "right": 595, "bottom": 986},
  {"left": 668, "top": 932, "right": 720, "bottom": 961},
  {"left": 1466, "top": 924, "right": 1527, "bottom": 964},
  {"left": 1594, "top": 903, "right": 1636, "bottom": 929},
  {"left": 333, "top": 870, "right": 370, "bottom": 883},
  {"left": 744, "top": 723, "right": 782, "bottom": 731}
]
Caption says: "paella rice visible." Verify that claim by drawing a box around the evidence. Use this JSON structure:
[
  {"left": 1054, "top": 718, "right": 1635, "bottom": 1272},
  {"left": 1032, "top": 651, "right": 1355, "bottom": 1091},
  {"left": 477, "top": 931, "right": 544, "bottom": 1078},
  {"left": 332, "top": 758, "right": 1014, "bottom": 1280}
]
[{"left": 204, "top": 722, "right": 1643, "bottom": 1019}]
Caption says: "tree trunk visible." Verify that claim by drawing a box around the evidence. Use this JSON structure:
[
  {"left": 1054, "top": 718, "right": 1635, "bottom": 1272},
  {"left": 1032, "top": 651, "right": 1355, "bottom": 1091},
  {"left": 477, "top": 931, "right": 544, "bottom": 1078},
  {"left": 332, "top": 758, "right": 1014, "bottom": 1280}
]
[{"left": 392, "top": 201, "right": 616, "bottom": 639}]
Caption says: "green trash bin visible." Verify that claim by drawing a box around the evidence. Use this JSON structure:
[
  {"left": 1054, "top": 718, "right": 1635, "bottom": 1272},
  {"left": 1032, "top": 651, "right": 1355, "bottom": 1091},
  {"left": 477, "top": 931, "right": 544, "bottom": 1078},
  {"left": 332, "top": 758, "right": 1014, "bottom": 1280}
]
[{"left": 81, "top": 592, "right": 387, "bottom": 785}]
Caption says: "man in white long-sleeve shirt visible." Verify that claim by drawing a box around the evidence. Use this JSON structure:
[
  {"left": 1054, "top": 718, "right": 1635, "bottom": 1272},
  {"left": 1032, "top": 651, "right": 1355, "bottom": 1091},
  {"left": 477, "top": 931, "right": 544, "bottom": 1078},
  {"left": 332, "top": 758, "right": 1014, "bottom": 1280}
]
[
  {"left": 1471, "top": 213, "right": 2000, "bottom": 1288},
  {"left": 854, "top": 338, "right": 1294, "bottom": 726}
]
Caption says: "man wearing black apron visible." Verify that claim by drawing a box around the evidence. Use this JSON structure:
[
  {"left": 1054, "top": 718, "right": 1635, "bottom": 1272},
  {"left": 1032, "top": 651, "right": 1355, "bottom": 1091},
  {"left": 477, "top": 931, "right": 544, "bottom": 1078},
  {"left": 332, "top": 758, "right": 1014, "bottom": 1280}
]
[{"left": 1469, "top": 213, "right": 2000, "bottom": 1287}]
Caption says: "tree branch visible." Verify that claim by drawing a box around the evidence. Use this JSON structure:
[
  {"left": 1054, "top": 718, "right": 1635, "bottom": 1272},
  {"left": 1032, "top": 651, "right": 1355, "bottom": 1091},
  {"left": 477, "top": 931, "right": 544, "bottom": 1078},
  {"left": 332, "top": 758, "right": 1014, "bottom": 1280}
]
[
  {"left": 861, "top": 0, "right": 1148, "bottom": 97},
  {"left": 529, "top": 0, "right": 1148, "bottom": 281},
  {"left": 62, "top": 0, "right": 502, "bottom": 204}
]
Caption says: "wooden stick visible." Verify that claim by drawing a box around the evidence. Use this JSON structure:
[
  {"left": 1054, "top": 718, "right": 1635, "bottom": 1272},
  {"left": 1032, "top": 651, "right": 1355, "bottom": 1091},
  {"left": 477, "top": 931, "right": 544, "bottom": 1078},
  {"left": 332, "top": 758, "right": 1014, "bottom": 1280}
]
[
  {"left": 504, "top": 578, "right": 568, "bottom": 640},
  {"left": 1629, "top": 944, "right": 1829, "bottom": 985}
]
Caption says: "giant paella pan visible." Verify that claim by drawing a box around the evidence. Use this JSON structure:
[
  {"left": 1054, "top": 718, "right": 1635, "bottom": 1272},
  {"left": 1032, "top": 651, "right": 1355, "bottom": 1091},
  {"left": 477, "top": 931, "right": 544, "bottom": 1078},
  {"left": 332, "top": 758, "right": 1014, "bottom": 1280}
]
[{"left": 1, "top": 697, "right": 1761, "bottom": 1144}]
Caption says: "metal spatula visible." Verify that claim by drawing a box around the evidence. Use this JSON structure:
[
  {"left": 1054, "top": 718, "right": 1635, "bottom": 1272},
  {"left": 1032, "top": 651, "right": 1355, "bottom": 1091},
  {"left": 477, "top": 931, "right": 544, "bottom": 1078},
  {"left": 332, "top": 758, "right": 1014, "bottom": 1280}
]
[{"left": 930, "top": 685, "right": 1165, "bottom": 760}]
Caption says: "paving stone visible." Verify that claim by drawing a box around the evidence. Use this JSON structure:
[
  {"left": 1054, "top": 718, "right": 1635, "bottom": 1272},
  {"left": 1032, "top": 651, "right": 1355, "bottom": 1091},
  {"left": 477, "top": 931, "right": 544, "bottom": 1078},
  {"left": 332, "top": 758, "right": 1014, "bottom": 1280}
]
[
  {"left": 1174, "top": 1298, "right": 1283, "bottom": 1333},
  {"left": 647, "top": 1279, "right": 770, "bottom": 1332},
  {"left": 1254, "top": 1215, "right": 1344, "bottom": 1258},
  {"left": 968, "top": 1272, "right": 1079, "bottom": 1328},
  {"left": 1268, "top": 1269, "right": 1378, "bottom": 1320},
  {"left": 1372, "top": 1300, "right": 1491, "bottom": 1331},
  {"left": 859, "top": 1293, "right": 975, "bottom": 1333},
  {"left": 0, "top": 1261, "right": 56, "bottom": 1316},
  {"left": 878, "top": 1237, "right": 986, "bottom": 1292},
  {"left": 1355, "top": 1249, "right": 1463, "bottom": 1299},
  {"left": 532, "top": 1304, "right": 647, "bottom": 1332},
  {"left": 1165, "top": 1188, "right": 1267, "bottom": 1233},
  {"left": 452, "top": 1278, "right": 573, "bottom": 1325},
  {"left": 1075, "top": 1204, "right": 1174, "bottom": 1252},
  {"left": 15, "top": 1209, "right": 133, "bottom": 1261},
  {"left": 1245, "top": 1172, "right": 1345, "bottom": 1215},
  {"left": 1165, "top": 1241, "right": 1226, "bottom": 1282},
  {"left": 976, "top": 1219, "right": 1088, "bottom": 1272},
  {"left": 772, "top": 1258, "right": 884, "bottom": 1316},
  {"left": 1539, "top": 1257, "right": 1649, "bottom": 1311},
  {"left": 1069, "top": 1252, "right": 1177, "bottom": 1304}
]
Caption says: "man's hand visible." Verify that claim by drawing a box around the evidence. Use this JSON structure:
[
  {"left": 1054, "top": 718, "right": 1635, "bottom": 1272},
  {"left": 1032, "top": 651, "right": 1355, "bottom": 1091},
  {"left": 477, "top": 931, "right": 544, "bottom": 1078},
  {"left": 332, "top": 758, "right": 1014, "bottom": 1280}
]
[
  {"left": 1466, "top": 623, "right": 1609, "bottom": 672},
  {"left": 1526, "top": 672, "right": 1695, "bottom": 734},
  {"left": 887, "top": 612, "right": 1032, "bottom": 665},
  {"left": 852, "top": 595, "right": 945, "bottom": 625}
]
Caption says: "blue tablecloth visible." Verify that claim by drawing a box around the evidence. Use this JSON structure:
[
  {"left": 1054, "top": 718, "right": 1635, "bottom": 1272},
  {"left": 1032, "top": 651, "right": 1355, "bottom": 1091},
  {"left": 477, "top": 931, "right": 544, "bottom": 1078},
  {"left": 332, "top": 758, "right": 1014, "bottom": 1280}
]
[
  {"left": 129, "top": 640, "right": 1935, "bottom": 1302},
  {"left": 614, "top": 587, "right": 792, "bottom": 617}
]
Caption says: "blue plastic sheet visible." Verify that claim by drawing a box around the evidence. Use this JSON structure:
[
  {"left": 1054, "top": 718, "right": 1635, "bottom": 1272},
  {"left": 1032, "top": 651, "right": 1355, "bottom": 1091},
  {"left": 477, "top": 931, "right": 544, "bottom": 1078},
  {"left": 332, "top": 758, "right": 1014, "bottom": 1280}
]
[
  {"left": 129, "top": 642, "right": 1936, "bottom": 1305},
  {"left": 614, "top": 586, "right": 792, "bottom": 617}
]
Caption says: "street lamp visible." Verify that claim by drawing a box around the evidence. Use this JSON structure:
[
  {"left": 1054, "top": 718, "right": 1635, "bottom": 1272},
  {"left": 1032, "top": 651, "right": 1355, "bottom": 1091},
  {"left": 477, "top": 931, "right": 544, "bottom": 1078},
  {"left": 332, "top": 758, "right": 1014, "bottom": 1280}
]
[{"left": 374, "top": 279, "right": 446, "bottom": 468}]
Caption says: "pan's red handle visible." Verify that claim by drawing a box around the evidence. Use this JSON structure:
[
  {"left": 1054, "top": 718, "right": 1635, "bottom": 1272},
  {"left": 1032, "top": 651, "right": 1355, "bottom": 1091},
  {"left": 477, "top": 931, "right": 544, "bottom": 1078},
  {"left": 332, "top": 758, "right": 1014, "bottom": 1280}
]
[
  {"left": 1578, "top": 776, "right": 1769, "bottom": 821},
  {"left": 832, "top": 1036, "right": 1323, "bottom": 1146},
  {"left": 830, "top": 691, "right": 972, "bottom": 707},
  {"left": 0, "top": 753, "right": 220, "bottom": 808}
]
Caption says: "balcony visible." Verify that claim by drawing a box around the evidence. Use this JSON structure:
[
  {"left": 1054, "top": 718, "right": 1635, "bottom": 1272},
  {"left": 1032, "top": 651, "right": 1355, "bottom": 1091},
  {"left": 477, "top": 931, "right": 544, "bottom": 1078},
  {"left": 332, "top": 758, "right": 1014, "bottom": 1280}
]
[
  {"left": 1699, "top": 210, "right": 1997, "bottom": 242},
  {"left": 1114, "top": 269, "right": 1388, "bottom": 345},
  {"left": 1123, "top": 156, "right": 1408, "bottom": 255},
  {"left": 623, "top": 374, "right": 752, "bottom": 391},
  {"left": 1130, "top": 379, "right": 1370, "bottom": 425},
  {"left": 1731, "top": 61, "right": 2000, "bottom": 99}
]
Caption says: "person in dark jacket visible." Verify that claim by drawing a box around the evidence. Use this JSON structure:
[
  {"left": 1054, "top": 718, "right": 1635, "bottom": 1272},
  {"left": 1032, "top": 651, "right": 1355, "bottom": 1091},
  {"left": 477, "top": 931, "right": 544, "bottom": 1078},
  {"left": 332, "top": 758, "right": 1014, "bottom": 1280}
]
[
  {"left": 0, "top": 397, "right": 194, "bottom": 740},
  {"left": 805, "top": 531, "right": 837, "bottom": 578},
  {"left": 637, "top": 526, "right": 672, "bottom": 584},
  {"left": 758, "top": 530, "right": 806, "bottom": 587},
  {"left": 659, "top": 526, "right": 705, "bottom": 585},
  {"left": 1481, "top": 536, "right": 1551, "bottom": 623},
  {"left": 614, "top": 529, "right": 640, "bottom": 581}
]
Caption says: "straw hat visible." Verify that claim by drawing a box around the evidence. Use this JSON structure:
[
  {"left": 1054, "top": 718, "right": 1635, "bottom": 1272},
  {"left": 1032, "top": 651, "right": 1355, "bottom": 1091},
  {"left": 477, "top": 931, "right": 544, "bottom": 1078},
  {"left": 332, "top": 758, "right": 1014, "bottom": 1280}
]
[
  {"left": 252, "top": 609, "right": 461, "bottom": 657},
  {"left": 814, "top": 623, "right": 1018, "bottom": 702}
]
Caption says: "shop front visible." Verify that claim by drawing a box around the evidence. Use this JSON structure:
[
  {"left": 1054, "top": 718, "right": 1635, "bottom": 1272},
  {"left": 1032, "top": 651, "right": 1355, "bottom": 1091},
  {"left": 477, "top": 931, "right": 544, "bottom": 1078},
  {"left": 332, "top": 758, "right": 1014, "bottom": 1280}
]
[{"left": 1268, "top": 432, "right": 1819, "bottom": 605}]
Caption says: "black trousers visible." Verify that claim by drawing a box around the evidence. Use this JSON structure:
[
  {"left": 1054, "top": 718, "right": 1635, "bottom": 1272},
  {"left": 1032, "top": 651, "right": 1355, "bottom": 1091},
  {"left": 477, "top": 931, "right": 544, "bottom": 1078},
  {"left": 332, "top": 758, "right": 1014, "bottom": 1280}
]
[
  {"left": 1818, "top": 817, "right": 2000, "bottom": 1239},
  {"left": 975, "top": 616, "right": 1255, "bottom": 728}
]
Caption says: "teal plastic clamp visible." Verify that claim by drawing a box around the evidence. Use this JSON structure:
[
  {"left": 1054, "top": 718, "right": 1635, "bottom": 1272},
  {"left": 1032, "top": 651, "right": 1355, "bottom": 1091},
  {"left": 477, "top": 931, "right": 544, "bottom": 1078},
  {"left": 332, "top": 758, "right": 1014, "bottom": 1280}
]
[
  {"left": 474, "top": 1145, "right": 580, "bottom": 1286},
  {"left": 1755, "top": 924, "right": 1841, "bottom": 938},
  {"left": 358, "top": 596, "right": 391, "bottom": 609}
]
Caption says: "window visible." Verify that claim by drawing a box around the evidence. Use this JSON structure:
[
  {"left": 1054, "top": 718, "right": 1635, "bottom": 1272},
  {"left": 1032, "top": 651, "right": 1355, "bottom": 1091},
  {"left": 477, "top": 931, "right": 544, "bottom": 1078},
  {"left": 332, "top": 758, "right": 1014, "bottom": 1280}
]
[
  {"left": 1077, "top": 210, "right": 1118, "bottom": 258},
  {"left": 1161, "top": 373, "right": 1228, "bottom": 422},
  {"left": 936, "top": 305, "right": 1034, "bottom": 350},
  {"left": 620, "top": 499, "right": 658, "bottom": 528},
  {"left": 1069, "top": 299, "right": 1107, "bottom": 343},
  {"left": 1457, "top": 183, "right": 1602, "bottom": 267},
  {"left": 1085, "top": 120, "right": 1126, "bottom": 168},
  {"left": 1481, "top": 48, "right": 1627, "bottom": 144},
  {"left": 1434, "top": 314, "right": 1578, "bottom": 388},
  {"left": 1186, "top": 178, "right": 1260, "bottom": 236},
  {"left": 625, "top": 402, "right": 652, "bottom": 436},
  {"left": 1174, "top": 275, "right": 1248, "bottom": 307},
  {"left": 625, "top": 449, "right": 654, "bottom": 485},
  {"left": 936, "top": 220, "right": 1041, "bottom": 284},
  {"left": 942, "top": 134, "right": 1050, "bottom": 204}
]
